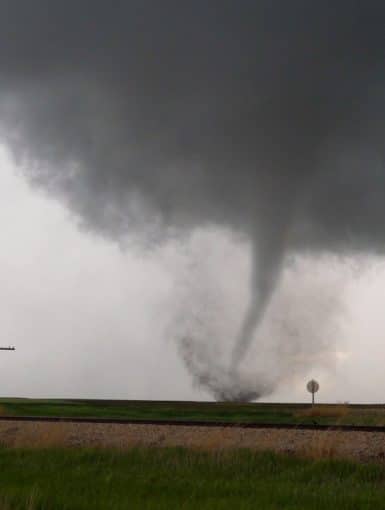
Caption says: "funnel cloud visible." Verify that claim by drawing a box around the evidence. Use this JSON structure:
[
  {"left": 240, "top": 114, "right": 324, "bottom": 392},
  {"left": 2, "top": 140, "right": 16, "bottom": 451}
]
[{"left": 0, "top": 2, "right": 384, "bottom": 399}]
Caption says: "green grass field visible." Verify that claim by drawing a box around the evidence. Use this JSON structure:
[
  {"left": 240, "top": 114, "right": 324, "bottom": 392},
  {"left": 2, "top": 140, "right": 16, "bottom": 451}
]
[
  {"left": 0, "top": 447, "right": 384, "bottom": 509},
  {"left": 1, "top": 398, "right": 385, "bottom": 426}
]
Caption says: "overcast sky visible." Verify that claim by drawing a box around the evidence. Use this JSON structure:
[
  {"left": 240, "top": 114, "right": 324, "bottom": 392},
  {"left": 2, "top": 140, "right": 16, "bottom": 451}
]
[{"left": 1, "top": 143, "right": 385, "bottom": 403}]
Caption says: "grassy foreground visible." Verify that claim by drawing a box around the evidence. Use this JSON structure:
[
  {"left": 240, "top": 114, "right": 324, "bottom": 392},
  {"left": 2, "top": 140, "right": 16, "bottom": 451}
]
[
  {"left": 0, "top": 447, "right": 384, "bottom": 509},
  {"left": 2, "top": 398, "right": 385, "bottom": 426}
]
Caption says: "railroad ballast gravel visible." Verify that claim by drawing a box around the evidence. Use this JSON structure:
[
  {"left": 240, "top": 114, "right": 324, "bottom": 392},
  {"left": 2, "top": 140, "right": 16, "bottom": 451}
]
[{"left": 1, "top": 420, "right": 385, "bottom": 462}]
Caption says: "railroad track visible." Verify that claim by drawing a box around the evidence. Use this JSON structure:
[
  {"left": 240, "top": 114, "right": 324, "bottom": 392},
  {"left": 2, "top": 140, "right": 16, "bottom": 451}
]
[{"left": 0, "top": 415, "right": 384, "bottom": 433}]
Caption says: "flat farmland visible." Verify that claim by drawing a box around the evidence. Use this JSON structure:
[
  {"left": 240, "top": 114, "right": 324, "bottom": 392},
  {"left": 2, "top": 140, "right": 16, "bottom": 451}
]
[
  {"left": 1, "top": 401, "right": 385, "bottom": 509},
  {"left": 1, "top": 399, "right": 385, "bottom": 426}
]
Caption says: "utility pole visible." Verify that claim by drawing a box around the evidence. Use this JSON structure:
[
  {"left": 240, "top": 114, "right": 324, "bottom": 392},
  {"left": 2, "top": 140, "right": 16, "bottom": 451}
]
[{"left": 0, "top": 347, "right": 15, "bottom": 351}]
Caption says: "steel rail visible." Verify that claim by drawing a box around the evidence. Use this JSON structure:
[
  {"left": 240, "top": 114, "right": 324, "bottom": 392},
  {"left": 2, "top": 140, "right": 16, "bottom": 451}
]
[{"left": 0, "top": 415, "right": 384, "bottom": 432}]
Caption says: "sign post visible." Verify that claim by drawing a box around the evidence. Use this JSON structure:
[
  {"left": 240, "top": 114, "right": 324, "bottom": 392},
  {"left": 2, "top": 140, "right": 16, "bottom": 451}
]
[{"left": 306, "top": 379, "right": 319, "bottom": 406}]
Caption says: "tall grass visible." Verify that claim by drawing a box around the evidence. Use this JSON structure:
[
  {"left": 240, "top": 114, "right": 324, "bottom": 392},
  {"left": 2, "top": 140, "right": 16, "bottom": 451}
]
[
  {"left": 300, "top": 430, "right": 344, "bottom": 460},
  {"left": 0, "top": 447, "right": 384, "bottom": 509},
  {"left": 11, "top": 423, "right": 69, "bottom": 449}
]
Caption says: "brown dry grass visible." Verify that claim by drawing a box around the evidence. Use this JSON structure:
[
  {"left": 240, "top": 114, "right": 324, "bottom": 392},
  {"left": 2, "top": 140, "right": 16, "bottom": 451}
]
[
  {"left": 296, "top": 404, "right": 350, "bottom": 419},
  {"left": 192, "top": 428, "right": 233, "bottom": 452},
  {"left": 300, "top": 430, "right": 343, "bottom": 460},
  {"left": 294, "top": 406, "right": 350, "bottom": 460},
  {"left": 11, "top": 423, "right": 69, "bottom": 449}
]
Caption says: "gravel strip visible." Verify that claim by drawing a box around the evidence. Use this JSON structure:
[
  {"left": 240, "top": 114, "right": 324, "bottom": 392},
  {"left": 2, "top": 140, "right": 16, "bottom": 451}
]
[{"left": 0, "top": 420, "right": 385, "bottom": 462}]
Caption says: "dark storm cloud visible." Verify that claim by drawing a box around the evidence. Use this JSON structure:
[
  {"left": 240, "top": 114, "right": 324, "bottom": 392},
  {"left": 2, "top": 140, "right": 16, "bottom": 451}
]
[{"left": 0, "top": 1, "right": 384, "bottom": 395}]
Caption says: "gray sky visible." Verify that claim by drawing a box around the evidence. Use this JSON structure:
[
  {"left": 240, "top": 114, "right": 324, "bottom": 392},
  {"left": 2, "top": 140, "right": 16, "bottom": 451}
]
[{"left": 1, "top": 143, "right": 385, "bottom": 403}]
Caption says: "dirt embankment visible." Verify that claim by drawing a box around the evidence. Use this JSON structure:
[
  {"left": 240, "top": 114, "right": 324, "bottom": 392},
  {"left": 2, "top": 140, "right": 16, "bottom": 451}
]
[{"left": 0, "top": 420, "right": 385, "bottom": 462}]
